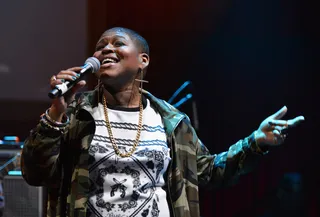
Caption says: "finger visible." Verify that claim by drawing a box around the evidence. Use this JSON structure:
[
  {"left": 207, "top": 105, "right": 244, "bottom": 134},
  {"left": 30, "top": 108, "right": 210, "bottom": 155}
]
[
  {"left": 56, "top": 73, "right": 80, "bottom": 81},
  {"left": 287, "top": 116, "right": 305, "bottom": 127},
  {"left": 50, "top": 70, "right": 81, "bottom": 89},
  {"left": 70, "top": 80, "right": 86, "bottom": 94},
  {"left": 270, "top": 125, "right": 289, "bottom": 136},
  {"left": 266, "top": 123, "right": 286, "bottom": 131},
  {"left": 272, "top": 130, "right": 285, "bottom": 145},
  {"left": 58, "top": 80, "right": 86, "bottom": 104},
  {"left": 272, "top": 129, "right": 281, "bottom": 136},
  {"left": 74, "top": 80, "right": 86, "bottom": 88},
  {"left": 268, "top": 120, "right": 288, "bottom": 127},
  {"left": 57, "top": 70, "right": 80, "bottom": 77},
  {"left": 50, "top": 77, "right": 69, "bottom": 89},
  {"left": 274, "top": 125, "right": 287, "bottom": 132},
  {"left": 66, "top": 66, "right": 83, "bottom": 72},
  {"left": 269, "top": 106, "right": 288, "bottom": 120}
]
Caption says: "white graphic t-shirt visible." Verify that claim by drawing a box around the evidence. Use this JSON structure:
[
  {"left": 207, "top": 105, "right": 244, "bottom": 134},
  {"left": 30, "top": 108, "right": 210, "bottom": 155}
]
[{"left": 87, "top": 98, "right": 171, "bottom": 217}]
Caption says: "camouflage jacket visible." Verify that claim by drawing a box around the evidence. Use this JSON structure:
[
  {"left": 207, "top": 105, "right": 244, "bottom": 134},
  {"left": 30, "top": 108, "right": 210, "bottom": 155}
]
[{"left": 21, "top": 89, "right": 265, "bottom": 217}]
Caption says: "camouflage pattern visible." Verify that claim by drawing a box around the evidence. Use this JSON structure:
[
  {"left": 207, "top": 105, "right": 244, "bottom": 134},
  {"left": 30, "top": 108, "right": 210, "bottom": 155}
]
[{"left": 21, "top": 88, "right": 266, "bottom": 217}]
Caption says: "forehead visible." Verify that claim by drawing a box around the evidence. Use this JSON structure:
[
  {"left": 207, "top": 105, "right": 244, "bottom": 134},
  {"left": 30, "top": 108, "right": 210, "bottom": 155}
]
[{"left": 97, "top": 30, "right": 133, "bottom": 44}]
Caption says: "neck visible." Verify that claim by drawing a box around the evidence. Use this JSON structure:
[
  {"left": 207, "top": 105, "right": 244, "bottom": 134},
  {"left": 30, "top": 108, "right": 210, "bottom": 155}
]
[{"left": 103, "top": 85, "right": 141, "bottom": 108}]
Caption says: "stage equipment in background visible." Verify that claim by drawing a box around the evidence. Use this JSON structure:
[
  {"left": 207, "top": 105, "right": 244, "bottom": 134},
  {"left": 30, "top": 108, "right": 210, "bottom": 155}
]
[
  {"left": 169, "top": 81, "right": 199, "bottom": 130},
  {"left": 3, "top": 175, "right": 44, "bottom": 217}
]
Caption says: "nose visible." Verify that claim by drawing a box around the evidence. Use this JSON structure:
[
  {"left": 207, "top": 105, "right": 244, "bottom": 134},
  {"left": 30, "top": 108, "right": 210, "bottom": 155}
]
[{"left": 102, "top": 43, "right": 115, "bottom": 54}]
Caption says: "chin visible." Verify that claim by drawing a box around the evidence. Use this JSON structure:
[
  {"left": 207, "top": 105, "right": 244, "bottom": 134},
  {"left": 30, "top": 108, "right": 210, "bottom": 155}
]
[
  {"left": 98, "top": 69, "right": 120, "bottom": 79},
  {"left": 99, "top": 72, "right": 121, "bottom": 85}
]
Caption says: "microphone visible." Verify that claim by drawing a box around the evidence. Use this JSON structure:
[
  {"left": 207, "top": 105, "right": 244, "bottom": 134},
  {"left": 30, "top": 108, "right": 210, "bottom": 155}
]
[{"left": 48, "top": 57, "right": 100, "bottom": 99}]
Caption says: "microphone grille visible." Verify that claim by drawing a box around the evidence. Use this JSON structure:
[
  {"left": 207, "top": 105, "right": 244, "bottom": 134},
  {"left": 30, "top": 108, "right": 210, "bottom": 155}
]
[{"left": 85, "top": 57, "right": 100, "bottom": 73}]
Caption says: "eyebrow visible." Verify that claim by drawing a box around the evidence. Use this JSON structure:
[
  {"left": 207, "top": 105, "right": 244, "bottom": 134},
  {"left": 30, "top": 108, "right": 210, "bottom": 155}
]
[{"left": 96, "top": 35, "right": 127, "bottom": 45}]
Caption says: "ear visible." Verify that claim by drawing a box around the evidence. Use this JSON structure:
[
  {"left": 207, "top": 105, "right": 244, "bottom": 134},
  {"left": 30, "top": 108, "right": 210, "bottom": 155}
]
[{"left": 138, "top": 53, "right": 149, "bottom": 70}]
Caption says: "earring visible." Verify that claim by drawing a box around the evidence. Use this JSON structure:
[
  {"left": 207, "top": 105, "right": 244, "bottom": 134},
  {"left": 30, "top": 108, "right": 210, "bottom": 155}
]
[{"left": 135, "top": 69, "right": 149, "bottom": 84}]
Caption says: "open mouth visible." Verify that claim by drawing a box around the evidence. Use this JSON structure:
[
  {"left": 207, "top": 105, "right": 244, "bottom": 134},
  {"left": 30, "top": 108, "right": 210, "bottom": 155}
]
[{"left": 101, "top": 57, "right": 119, "bottom": 65}]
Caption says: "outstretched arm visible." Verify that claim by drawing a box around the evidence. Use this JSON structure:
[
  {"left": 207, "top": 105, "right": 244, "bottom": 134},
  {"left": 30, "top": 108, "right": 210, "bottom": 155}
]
[{"left": 197, "top": 106, "right": 304, "bottom": 188}]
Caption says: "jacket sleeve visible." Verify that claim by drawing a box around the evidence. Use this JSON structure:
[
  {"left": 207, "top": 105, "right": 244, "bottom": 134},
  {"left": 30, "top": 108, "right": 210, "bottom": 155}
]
[
  {"left": 196, "top": 125, "right": 267, "bottom": 189},
  {"left": 21, "top": 100, "right": 78, "bottom": 187}
]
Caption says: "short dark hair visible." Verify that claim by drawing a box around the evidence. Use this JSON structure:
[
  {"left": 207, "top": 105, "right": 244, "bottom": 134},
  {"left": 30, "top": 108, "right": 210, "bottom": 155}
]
[{"left": 104, "top": 27, "right": 150, "bottom": 55}]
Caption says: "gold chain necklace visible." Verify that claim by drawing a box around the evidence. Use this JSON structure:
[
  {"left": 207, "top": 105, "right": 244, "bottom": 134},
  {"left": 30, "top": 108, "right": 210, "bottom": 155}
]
[{"left": 102, "top": 95, "right": 143, "bottom": 157}]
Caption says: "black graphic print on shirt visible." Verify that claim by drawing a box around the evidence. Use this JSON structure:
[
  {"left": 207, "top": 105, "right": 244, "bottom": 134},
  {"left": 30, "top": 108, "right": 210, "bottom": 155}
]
[{"left": 88, "top": 100, "right": 170, "bottom": 217}]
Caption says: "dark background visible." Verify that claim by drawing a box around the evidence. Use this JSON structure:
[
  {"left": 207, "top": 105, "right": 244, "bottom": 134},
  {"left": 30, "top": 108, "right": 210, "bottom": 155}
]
[{"left": 1, "top": 0, "right": 319, "bottom": 216}]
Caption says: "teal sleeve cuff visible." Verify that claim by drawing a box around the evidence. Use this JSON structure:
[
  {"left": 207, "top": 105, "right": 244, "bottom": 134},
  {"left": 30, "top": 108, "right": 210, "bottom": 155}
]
[{"left": 249, "top": 132, "right": 269, "bottom": 155}]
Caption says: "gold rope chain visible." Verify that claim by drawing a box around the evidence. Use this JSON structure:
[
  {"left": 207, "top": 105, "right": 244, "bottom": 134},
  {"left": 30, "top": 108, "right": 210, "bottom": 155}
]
[{"left": 102, "top": 95, "right": 143, "bottom": 157}]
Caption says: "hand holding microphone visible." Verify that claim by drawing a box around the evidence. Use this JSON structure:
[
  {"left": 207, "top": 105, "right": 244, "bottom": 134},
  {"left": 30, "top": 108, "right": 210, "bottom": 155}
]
[
  {"left": 48, "top": 57, "right": 100, "bottom": 121},
  {"left": 48, "top": 57, "right": 100, "bottom": 99}
]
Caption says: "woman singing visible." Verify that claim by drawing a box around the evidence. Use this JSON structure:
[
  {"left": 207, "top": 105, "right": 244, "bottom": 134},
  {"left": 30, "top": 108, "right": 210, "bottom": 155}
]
[{"left": 21, "top": 27, "right": 304, "bottom": 217}]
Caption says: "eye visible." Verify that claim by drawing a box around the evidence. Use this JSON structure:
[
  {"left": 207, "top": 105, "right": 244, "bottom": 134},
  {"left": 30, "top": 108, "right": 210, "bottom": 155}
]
[
  {"left": 114, "top": 41, "right": 125, "bottom": 47},
  {"left": 96, "top": 45, "right": 104, "bottom": 51}
]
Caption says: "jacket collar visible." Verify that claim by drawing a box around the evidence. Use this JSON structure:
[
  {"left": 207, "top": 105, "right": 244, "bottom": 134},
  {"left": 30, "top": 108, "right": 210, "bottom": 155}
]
[
  {"left": 75, "top": 88, "right": 186, "bottom": 137},
  {"left": 142, "top": 89, "right": 186, "bottom": 136}
]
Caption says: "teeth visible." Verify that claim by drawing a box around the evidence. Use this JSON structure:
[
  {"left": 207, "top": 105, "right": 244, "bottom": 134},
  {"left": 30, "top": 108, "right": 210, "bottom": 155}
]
[{"left": 102, "top": 58, "right": 117, "bottom": 64}]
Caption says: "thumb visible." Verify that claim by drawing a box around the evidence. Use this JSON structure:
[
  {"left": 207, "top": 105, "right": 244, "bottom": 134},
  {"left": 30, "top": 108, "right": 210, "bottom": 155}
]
[
  {"left": 269, "top": 106, "right": 288, "bottom": 120},
  {"left": 71, "top": 80, "right": 86, "bottom": 93},
  {"left": 64, "top": 80, "right": 86, "bottom": 104}
]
